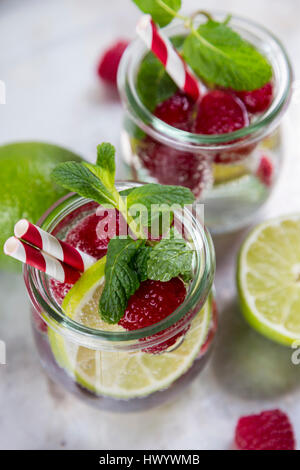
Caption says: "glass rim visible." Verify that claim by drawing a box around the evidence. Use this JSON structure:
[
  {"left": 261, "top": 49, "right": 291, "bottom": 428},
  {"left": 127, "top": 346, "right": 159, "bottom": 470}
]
[
  {"left": 118, "top": 11, "right": 293, "bottom": 149},
  {"left": 24, "top": 186, "right": 215, "bottom": 345}
]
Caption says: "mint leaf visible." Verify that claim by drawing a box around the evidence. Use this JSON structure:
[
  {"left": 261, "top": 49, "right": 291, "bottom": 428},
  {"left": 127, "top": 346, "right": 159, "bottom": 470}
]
[
  {"left": 147, "top": 229, "right": 193, "bottom": 282},
  {"left": 136, "top": 36, "right": 185, "bottom": 111},
  {"left": 125, "top": 183, "right": 194, "bottom": 226},
  {"left": 126, "top": 183, "right": 194, "bottom": 208},
  {"left": 51, "top": 162, "right": 117, "bottom": 207},
  {"left": 96, "top": 143, "right": 116, "bottom": 189},
  {"left": 183, "top": 20, "right": 272, "bottom": 91},
  {"left": 137, "top": 52, "right": 177, "bottom": 111},
  {"left": 133, "top": 0, "right": 181, "bottom": 27},
  {"left": 133, "top": 245, "right": 152, "bottom": 281},
  {"left": 99, "top": 237, "right": 145, "bottom": 323}
]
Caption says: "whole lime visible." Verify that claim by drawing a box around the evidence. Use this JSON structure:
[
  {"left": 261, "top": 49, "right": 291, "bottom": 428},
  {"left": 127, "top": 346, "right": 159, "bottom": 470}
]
[{"left": 0, "top": 142, "right": 82, "bottom": 271}]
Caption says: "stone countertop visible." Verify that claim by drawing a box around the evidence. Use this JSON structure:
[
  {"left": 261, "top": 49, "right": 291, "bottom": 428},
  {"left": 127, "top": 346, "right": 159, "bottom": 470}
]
[{"left": 0, "top": 0, "right": 300, "bottom": 450}]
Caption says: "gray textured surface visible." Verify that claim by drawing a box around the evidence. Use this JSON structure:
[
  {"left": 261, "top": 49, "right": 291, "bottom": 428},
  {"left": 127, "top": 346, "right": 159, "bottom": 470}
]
[{"left": 0, "top": 0, "right": 300, "bottom": 450}]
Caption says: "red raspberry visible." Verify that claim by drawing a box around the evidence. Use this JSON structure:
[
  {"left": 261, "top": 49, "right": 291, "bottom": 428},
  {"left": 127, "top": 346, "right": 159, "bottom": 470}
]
[
  {"left": 97, "top": 40, "right": 129, "bottom": 86},
  {"left": 235, "top": 409, "right": 296, "bottom": 450},
  {"left": 154, "top": 91, "right": 195, "bottom": 131},
  {"left": 138, "top": 138, "right": 212, "bottom": 198},
  {"left": 194, "top": 90, "right": 248, "bottom": 135},
  {"left": 66, "top": 210, "right": 120, "bottom": 260},
  {"left": 256, "top": 155, "right": 273, "bottom": 186},
  {"left": 32, "top": 309, "right": 48, "bottom": 333},
  {"left": 235, "top": 82, "right": 273, "bottom": 114},
  {"left": 119, "top": 278, "right": 187, "bottom": 354}
]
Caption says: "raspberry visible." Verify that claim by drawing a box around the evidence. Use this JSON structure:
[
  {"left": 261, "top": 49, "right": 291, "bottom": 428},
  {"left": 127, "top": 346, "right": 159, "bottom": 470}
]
[
  {"left": 66, "top": 210, "right": 120, "bottom": 260},
  {"left": 97, "top": 40, "right": 129, "bottom": 86},
  {"left": 256, "top": 155, "right": 273, "bottom": 186},
  {"left": 32, "top": 309, "right": 48, "bottom": 333},
  {"left": 235, "top": 409, "right": 296, "bottom": 450},
  {"left": 235, "top": 82, "right": 273, "bottom": 114},
  {"left": 119, "top": 278, "right": 187, "bottom": 354},
  {"left": 154, "top": 91, "right": 195, "bottom": 131},
  {"left": 138, "top": 138, "right": 212, "bottom": 198},
  {"left": 194, "top": 90, "right": 248, "bottom": 135}
]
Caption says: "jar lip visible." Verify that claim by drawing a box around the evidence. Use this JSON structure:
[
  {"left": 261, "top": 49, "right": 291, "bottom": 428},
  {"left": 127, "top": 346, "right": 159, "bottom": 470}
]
[
  {"left": 24, "top": 186, "right": 215, "bottom": 345},
  {"left": 118, "top": 11, "right": 293, "bottom": 149}
]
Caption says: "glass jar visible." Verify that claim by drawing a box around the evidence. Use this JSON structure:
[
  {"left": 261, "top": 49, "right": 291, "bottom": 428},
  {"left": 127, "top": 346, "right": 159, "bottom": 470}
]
[
  {"left": 24, "top": 184, "right": 216, "bottom": 412},
  {"left": 118, "top": 13, "right": 293, "bottom": 234}
]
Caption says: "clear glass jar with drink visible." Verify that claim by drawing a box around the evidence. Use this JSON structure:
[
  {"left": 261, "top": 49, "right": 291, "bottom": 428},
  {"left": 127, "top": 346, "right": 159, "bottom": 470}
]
[
  {"left": 118, "top": 12, "right": 292, "bottom": 233},
  {"left": 24, "top": 184, "right": 216, "bottom": 411}
]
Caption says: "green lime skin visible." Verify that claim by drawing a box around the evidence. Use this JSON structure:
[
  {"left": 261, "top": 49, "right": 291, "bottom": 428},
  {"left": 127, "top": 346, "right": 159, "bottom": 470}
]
[{"left": 0, "top": 142, "right": 82, "bottom": 271}]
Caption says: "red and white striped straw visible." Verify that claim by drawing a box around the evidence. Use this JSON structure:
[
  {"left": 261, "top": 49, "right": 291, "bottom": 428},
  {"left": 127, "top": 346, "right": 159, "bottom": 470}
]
[
  {"left": 4, "top": 237, "right": 81, "bottom": 284},
  {"left": 136, "top": 15, "right": 201, "bottom": 101},
  {"left": 14, "top": 219, "right": 95, "bottom": 272}
]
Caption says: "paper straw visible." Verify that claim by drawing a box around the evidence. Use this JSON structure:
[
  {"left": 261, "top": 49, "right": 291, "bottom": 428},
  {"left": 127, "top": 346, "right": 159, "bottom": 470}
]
[
  {"left": 14, "top": 219, "right": 95, "bottom": 272},
  {"left": 4, "top": 237, "right": 81, "bottom": 284},
  {"left": 136, "top": 15, "right": 201, "bottom": 101}
]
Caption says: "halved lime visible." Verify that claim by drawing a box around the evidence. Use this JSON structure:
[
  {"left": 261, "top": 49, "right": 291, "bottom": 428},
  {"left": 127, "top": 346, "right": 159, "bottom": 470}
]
[
  {"left": 237, "top": 215, "right": 300, "bottom": 346},
  {"left": 49, "top": 258, "right": 211, "bottom": 399}
]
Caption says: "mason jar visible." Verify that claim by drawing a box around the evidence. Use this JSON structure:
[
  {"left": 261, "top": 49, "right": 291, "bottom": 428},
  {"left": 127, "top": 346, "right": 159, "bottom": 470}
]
[
  {"left": 24, "top": 184, "right": 216, "bottom": 412},
  {"left": 118, "top": 13, "right": 293, "bottom": 234}
]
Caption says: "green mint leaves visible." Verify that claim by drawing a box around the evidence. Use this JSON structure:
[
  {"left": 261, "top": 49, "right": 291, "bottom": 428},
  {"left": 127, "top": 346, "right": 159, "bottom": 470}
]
[
  {"left": 137, "top": 36, "right": 185, "bottom": 110},
  {"left": 100, "top": 231, "right": 193, "bottom": 323},
  {"left": 51, "top": 160, "right": 117, "bottom": 207},
  {"left": 99, "top": 238, "right": 144, "bottom": 324},
  {"left": 52, "top": 142, "right": 196, "bottom": 324},
  {"left": 137, "top": 52, "right": 177, "bottom": 111},
  {"left": 133, "top": 0, "right": 181, "bottom": 27},
  {"left": 147, "top": 229, "right": 193, "bottom": 282},
  {"left": 183, "top": 20, "right": 272, "bottom": 91},
  {"left": 52, "top": 143, "right": 119, "bottom": 207},
  {"left": 136, "top": 228, "right": 193, "bottom": 283},
  {"left": 132, "top": 1, "right": 272, "bottom": 93}
]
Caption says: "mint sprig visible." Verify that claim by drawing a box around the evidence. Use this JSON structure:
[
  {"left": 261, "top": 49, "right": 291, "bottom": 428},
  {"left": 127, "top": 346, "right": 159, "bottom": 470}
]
[
  {"left": 52, "top": 143, "right": 195, "bottom": 324},
  {"left": 133, "top": 0, "right": 181, "bottom": 27},
  {"left": 99, "top": 237, "right": 144, "bottom": 324},
  {"left": 183, "top": 20, "right": 272, "bottom": 91},
  {"left": 132, "top": 2, "right": 273, "bottom": 93}
]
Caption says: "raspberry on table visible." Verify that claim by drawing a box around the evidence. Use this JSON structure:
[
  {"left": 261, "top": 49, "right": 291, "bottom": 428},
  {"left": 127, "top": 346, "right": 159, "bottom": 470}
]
[
  {"left": 119, "top": 278, "right": 187, "bottom": 354},
  {"left": 235, "top": 82, "right": 273, "bottom": 114},
  {"left": 154, "top": 91, "right": 195, "bottom": 131},
  {"left": 97, "top": 40, "right": 129, "bottom": 86},
  {"left": 235, "top": 409, "right": 296, "bottom": 450},
  {"left": 194, "top": 90, "right": 248, "bottom": 135}
]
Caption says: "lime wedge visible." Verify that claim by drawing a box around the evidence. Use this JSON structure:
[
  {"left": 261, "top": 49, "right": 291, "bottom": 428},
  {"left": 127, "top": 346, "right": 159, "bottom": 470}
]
[
  {"left": 237, "top": 215, "right": 300, "bottom": 346},
  {"left": 213, "top": 162, "right": 249, "bottom": 185},
  {"left": 49, "top": 258, "right": 212, "bottom": 398}
]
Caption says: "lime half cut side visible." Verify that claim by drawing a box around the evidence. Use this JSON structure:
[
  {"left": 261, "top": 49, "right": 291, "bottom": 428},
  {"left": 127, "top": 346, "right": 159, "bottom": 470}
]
[
  {"left": 237, "top": 215, "right": 300, "bottom": 346},
  {"left": 48, "top": 258, "right": 212, "bottom": 399}
]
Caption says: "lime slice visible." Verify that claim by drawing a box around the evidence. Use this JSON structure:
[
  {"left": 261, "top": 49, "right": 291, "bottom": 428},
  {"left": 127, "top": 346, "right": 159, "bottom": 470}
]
[
  {"left": 49, "top": 259, "right": 211, "bottom": 399},
  {"left": 237, "top": 215, "right": 300, "bottom": 346},
  {"left": 213, "top": 163, "right": 249, "bottom": 185}
]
